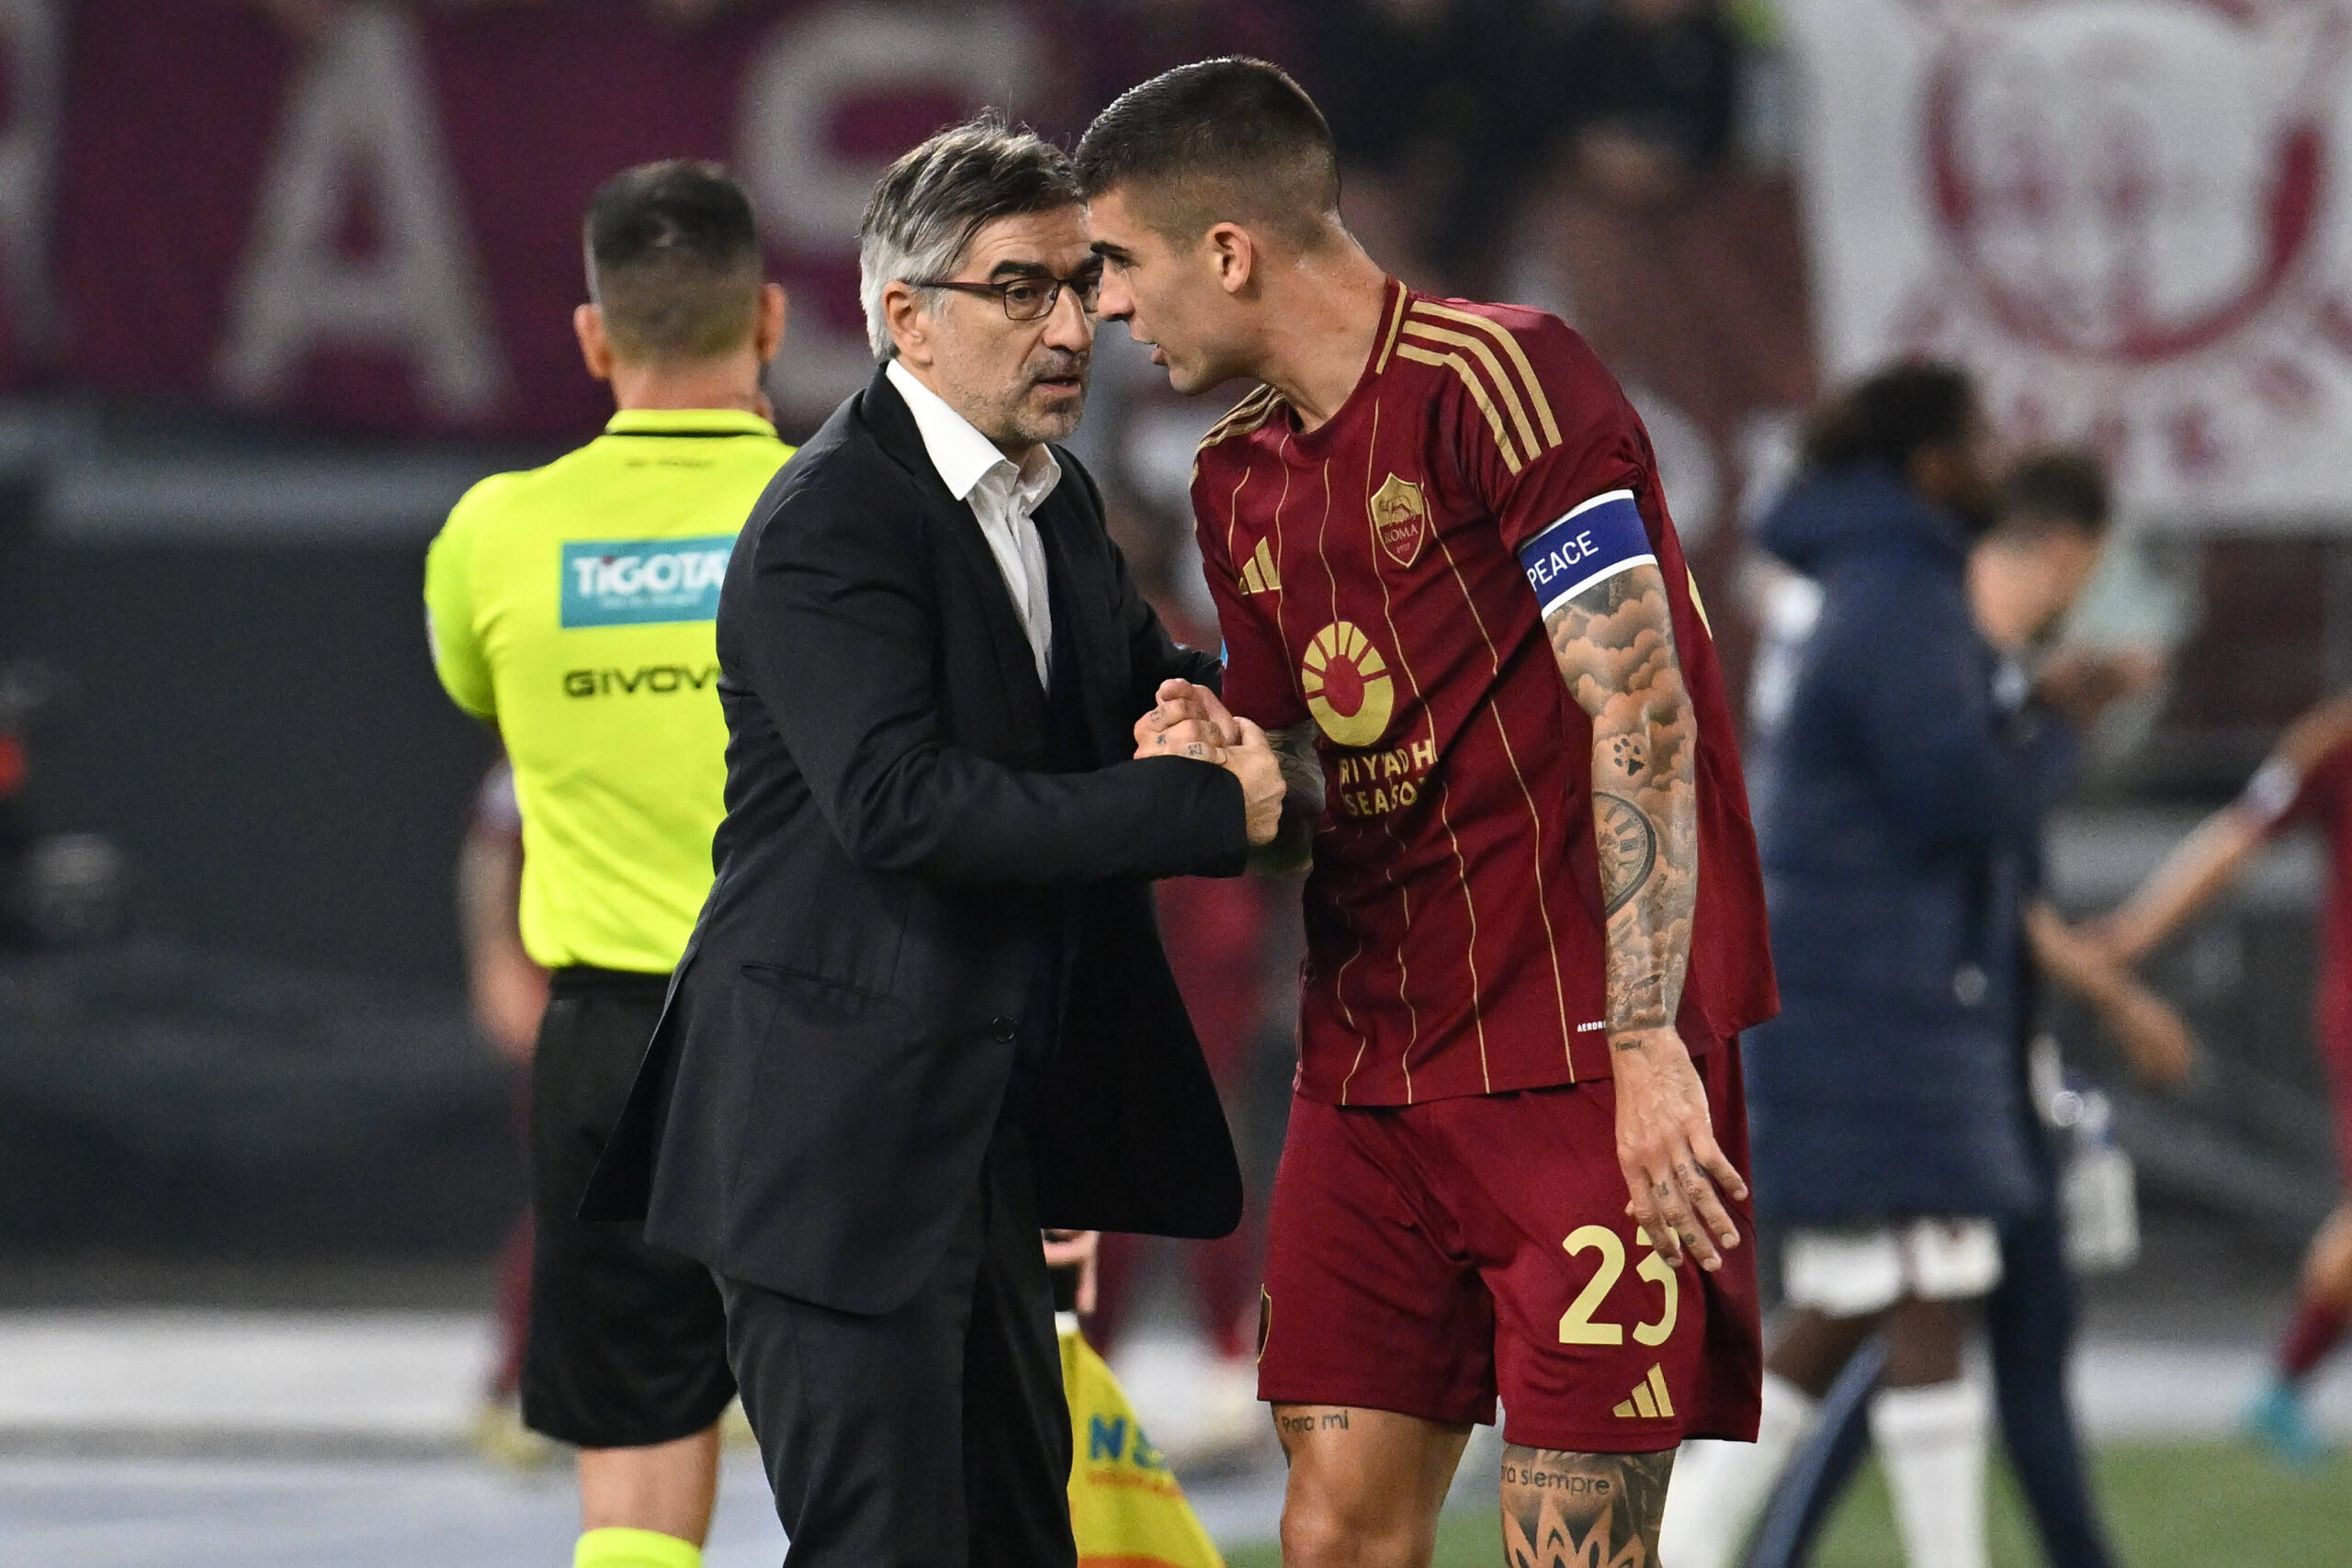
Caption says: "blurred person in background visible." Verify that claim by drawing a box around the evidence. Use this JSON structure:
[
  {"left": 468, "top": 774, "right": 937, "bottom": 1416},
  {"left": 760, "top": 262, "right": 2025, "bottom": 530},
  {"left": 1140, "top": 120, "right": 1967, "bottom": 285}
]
[
  {"left": 424, "top": 161, "right": 791, "bottom": 1568},
  {"left": 1560, "top": 0, "right": 1743, "bottom": 209},
  {"left": 460, "top": 758, "right": 551, "bottom": 1077},
  {"left": 2094, "top": 691, "right": 2352, "bottom": 1465},
  {"left": 1659, "top": 365, "right": 2039, "bottom": 1568},
  {"left": 1275, "top": 0, "right": 1582, "bottom": 295},
  {"left": 1738, "top": 450, "right": 2195, "bottom": 1568},
  {"left": 457, "top": 756, "right": 557, "bottom": 1469}
]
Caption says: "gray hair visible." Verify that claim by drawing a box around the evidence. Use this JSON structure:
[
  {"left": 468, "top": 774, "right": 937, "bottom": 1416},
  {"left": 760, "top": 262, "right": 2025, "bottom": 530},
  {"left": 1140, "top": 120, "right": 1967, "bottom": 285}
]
[{"left": 857, "top": 112, "right": 1081, "bottom": 360}]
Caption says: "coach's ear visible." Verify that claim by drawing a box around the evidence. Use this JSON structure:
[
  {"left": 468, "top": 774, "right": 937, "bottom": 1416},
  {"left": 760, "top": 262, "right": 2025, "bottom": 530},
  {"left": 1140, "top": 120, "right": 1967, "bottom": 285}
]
[
  {"left": 574, "top": 303, "right": 616, "bottom": 385},
  {"left": 1206, "top": 221, "right": 1256, "bottom": 297},
  {"left": 883, "top": 278, "right": 935, "bottom": 369}
]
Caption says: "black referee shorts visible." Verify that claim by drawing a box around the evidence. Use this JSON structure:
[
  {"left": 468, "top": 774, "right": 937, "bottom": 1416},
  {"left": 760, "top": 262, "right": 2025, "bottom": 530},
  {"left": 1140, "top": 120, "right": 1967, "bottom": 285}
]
[{"left": 521, "top": 966, "right": 735, "bottom": 1450}]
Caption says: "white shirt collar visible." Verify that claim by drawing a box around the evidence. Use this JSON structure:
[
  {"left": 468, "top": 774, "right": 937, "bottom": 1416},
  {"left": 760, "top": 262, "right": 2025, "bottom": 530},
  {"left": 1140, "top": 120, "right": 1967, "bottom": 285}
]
[{"left": 885, "top": 358, "right": 1060, "bottom": 509}]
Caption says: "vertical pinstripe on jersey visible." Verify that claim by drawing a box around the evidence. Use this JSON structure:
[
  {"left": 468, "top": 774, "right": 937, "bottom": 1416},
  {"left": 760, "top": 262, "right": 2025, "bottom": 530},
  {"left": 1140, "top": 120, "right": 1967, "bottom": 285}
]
[{"left": 1341, "top": 398, "right": 1427, "bottom": 1104}]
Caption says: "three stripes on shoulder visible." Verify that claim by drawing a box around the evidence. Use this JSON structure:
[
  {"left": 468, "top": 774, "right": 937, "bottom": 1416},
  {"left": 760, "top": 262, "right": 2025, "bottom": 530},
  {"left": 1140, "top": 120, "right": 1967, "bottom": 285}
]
[{"left": 1389, "top": 300, "right": 1563, "bottom": 479}]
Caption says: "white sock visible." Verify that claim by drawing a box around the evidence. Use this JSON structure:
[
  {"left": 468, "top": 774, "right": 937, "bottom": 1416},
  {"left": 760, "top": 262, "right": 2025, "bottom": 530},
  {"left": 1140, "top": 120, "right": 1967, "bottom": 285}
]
[
  {"left": 1657, "top": 1371, "right": 1819, "bottom": 1568},
  {"left": 1869, "top": 1379, "right": 1990, "bottom": 1568}
]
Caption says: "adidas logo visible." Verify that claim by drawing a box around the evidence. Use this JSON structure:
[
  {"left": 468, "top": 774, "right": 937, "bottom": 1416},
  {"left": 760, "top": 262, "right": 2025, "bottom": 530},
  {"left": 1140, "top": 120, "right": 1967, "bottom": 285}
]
[
  {"left": 1612, "top": 1363, "right": 1676, "bottom": 1420},
  {"left": 1238, "top": 537, "right": 1281, "bottom": 595}
]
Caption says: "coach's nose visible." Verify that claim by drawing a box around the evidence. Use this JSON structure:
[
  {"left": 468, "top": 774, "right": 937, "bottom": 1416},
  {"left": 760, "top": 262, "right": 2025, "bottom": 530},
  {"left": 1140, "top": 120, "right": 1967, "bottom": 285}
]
[{"left": 1041, "top": 282, "right": 1093, "bottom": 354}]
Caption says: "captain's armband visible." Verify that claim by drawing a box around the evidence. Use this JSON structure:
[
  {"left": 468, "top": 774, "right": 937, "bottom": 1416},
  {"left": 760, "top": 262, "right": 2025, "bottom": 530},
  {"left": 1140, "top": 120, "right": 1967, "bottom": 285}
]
[{"left": 1516, "top": 491, "right": 1657, "bottom": 619}]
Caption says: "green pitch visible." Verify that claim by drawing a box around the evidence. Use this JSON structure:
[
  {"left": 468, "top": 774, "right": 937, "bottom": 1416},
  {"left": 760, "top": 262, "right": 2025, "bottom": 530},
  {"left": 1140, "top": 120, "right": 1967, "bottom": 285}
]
[{"left": 1223, "top": 1441, "right": 2352, "bottom": 1567}]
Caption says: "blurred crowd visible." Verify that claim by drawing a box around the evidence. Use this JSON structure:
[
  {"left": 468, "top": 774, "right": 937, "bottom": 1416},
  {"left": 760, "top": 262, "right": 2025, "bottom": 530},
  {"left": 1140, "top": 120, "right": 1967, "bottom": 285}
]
[
  {"left": 238, "top": 0, "right": 1769, "bottom": 288},
  {"left": 245, "top": 0, "right": 761, "bottom": 34},
  {"left": 1293, "top": 0, "right": 1757, "bottom": 293}
]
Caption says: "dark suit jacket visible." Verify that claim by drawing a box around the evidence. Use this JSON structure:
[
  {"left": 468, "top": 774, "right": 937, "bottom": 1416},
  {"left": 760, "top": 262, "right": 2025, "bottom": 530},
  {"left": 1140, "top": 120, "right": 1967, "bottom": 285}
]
[{"left": 583, "top": 365, "right": 1250, "bottom": 1315}]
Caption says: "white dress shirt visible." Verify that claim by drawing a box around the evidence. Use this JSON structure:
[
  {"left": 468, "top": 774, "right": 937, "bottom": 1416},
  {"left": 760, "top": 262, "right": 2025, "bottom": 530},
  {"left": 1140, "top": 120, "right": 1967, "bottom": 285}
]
[{"left": 885, "top": 358, "right": 1059, "bottom": 685}]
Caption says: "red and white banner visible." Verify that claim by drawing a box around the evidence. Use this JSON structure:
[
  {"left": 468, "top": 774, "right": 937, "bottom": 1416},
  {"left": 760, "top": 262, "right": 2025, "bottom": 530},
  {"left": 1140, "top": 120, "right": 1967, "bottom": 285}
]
[
  {"left": 29, "top": 0, "right": 1274, "bottom": 439},
  {"left": 1785, "top": 0, "right": 2352, "bottom": 521}
]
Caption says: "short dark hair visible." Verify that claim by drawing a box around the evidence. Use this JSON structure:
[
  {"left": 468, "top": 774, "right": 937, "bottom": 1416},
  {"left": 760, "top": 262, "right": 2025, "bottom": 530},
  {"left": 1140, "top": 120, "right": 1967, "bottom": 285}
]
[
  {"left": 1074, "top": 57, "right": 1340, "bottom": 248},
  {"left": 2001, "top": 448, "right": 2110, "bottom": 536},
  {"left": 584, "top": 160, "right": 763, "bottom": 363},
  {"left": 1802, "top": 361, "right": 1977, "bottom": 475},
  {"left": 858, "top": 111, "right": 1080, "bottom": 359}
]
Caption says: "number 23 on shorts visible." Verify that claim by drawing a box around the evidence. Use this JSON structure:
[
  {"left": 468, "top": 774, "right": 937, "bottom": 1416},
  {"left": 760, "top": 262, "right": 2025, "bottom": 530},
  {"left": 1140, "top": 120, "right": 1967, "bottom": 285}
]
[{"left": 1559, "top": 1225, "right": 1679, "bottom": 1347}]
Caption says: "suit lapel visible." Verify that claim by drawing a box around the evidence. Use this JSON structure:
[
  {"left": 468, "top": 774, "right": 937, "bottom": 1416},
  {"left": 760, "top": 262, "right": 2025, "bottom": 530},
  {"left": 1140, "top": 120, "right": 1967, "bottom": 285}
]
[
  {"left": 939, "top": 505, "right": 1049, "bottom": 722},
  {"left": 859, "top": 370, "right": 1048, "bottom": 734},
  {"left": 1033, "top": 482, "right": 1119, "bottom": 764}
]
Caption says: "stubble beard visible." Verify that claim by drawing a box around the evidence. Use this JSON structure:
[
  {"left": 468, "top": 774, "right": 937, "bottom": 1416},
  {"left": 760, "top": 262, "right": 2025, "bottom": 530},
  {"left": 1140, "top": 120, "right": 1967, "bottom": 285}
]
[{"left": 990, "top": 358, "right": 1088, "bottom": 448}]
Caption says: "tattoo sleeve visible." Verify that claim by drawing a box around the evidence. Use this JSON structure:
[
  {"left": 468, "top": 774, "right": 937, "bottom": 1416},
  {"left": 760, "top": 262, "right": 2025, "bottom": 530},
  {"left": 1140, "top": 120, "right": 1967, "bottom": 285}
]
[
  {"left": 1250, "top": 718, "right": 1326, "bottom": 876},
  {"left": 1500, "top": 1444, "right": 1674, "bottom": 1568},
  {"left": 1544, "top": 562, "right": 1699, "bottom": 1040}
]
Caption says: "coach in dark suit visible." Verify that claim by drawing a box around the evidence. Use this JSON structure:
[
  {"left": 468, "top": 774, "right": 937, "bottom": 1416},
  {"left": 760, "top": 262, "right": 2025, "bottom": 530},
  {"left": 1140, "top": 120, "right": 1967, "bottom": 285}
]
[{"left": 583, "top": 117, "right": 1283, "bottom": 1566}]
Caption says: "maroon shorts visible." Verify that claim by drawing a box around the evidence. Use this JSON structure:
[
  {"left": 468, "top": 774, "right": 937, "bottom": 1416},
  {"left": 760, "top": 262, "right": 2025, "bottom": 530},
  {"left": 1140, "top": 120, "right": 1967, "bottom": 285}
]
[{"left": 1257, "top": 1042, "right": 1760, "bottom": 1453}]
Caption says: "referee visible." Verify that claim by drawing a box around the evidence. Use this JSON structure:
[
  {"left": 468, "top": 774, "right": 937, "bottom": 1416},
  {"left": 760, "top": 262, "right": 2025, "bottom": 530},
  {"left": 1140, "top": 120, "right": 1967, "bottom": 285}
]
[{"left": 424, "top": 162, "right": 791, "bottom": 1568}]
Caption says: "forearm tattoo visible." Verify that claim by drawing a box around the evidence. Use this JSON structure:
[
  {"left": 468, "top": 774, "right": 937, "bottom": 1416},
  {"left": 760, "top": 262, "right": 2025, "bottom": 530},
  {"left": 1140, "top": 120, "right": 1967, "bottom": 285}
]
[
  {"left": 1254, "top": 718, "right": 1326, "bottom": 874},
  {"left": 1591, "top": 793, "right": 1658, "bottom": 918},
  {"left": 1501, "top": 1444, "right": 1674, "bottom": 1568},
  {"left": 1273, "top": 718, "right": 1328, "bottom": 817},
  {"left": 1545, "top": 565, "right": 1699, "bottom": 1039}
]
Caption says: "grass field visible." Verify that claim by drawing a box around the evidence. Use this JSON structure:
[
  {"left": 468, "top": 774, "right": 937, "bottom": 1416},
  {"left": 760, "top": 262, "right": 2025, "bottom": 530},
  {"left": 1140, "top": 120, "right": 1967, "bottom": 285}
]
[{"left": 1222, "top": 1442, "right": 2352, "bottom": 1566}]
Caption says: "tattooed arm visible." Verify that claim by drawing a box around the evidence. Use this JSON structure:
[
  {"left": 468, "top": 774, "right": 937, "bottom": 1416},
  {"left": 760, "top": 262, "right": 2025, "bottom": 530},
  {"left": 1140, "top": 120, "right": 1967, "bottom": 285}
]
[
  {"left": 1545, "top": 557, "right": 1746, "bottom": 1269},
  {"left": 1502, "top": 1447, "right": 1673, "bottom": 1568},
  {"left": 1251, "top": 717, "right": 1325, "bottom": 874},
  {"left": 1554, "top": 558, "right": 1697, "bottom": 1039}
]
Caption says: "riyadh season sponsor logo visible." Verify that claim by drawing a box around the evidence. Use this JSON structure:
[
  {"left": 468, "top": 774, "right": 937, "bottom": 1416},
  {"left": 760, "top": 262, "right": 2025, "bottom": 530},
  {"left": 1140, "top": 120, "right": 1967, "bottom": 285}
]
[{"left": 560, "top": 535, "right": 733, "bottom": 626}]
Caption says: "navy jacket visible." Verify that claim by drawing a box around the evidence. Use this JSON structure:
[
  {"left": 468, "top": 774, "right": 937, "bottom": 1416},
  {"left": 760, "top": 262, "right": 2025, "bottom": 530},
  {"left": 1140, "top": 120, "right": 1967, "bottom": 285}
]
[{"left": 1741, "top": 465, "right": 2062, "bottom": 1223}]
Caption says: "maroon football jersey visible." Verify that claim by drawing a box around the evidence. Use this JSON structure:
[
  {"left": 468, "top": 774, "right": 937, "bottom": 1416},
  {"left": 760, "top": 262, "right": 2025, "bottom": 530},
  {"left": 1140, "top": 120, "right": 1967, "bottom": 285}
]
[{"left": 1193, "top": 281, "right": 1777, "bottom": 1106}]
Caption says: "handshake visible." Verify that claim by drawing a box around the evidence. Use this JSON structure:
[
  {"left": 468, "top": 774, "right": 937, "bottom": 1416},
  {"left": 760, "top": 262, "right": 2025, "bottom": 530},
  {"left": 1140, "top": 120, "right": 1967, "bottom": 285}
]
[{"left": 1133, "top": 679, "right": 1288, "bottom": 849}]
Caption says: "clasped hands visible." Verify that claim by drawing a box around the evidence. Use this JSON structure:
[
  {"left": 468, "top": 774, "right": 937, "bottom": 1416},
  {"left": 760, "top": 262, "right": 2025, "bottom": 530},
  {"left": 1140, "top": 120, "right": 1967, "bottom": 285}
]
[{"left": 1133, "top": 679, "right": 1286, "bottom": 848}]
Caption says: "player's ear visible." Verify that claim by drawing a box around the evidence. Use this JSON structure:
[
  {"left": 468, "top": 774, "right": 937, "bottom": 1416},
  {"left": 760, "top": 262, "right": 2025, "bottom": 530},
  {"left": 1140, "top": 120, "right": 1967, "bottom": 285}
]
[
  {"left": 1206, "top": 221, "right": 1255, "bottom": 296},
  {"left": 574, "top": 303, "right": 615, "bottom": 383},
  {"left": 754, "top": 282, "right": 788, "bottom": 367}
]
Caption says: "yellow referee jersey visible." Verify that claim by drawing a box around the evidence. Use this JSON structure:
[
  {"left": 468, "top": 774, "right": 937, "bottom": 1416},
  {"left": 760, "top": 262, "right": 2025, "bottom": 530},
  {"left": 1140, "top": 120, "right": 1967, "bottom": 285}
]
[{"left": 424, "top": 407, "right": 793, "bottom": 974}]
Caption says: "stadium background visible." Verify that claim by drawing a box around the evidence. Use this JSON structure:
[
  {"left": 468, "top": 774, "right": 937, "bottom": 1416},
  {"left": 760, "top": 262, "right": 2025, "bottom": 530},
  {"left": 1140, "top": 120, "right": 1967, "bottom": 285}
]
[{"left": 1, "top": 0, "right": 2348, "bottom": 1562}]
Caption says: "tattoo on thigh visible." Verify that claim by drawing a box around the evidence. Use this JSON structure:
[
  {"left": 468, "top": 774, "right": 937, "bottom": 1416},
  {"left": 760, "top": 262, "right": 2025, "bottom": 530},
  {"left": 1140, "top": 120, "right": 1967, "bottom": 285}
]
[
  {"left": 1273, "top": 1407, "right": 1351, "bottom": 1438},
  {"left": 1499, "top": 1445, "right": 1673, "bottom": 1568}
]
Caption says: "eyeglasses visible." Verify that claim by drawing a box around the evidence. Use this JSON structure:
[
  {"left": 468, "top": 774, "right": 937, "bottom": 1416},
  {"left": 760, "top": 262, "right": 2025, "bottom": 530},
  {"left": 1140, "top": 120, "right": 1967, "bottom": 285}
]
[{"left": 911, "top": 268, "right": 1102, "bottom": 321}]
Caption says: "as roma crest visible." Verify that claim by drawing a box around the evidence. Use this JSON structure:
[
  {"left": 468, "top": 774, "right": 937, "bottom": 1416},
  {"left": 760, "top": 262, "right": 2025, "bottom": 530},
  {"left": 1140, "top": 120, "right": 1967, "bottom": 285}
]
[{"left": 1369, "top": 473, "right": 1428, "bottom": 570}]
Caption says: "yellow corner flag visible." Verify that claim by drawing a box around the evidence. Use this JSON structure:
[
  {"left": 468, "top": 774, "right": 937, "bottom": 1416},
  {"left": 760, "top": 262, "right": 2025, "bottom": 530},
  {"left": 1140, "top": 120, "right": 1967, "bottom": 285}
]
[{"left": 1061, "top": 1323, "right": 1227, "bottom": 1568}]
